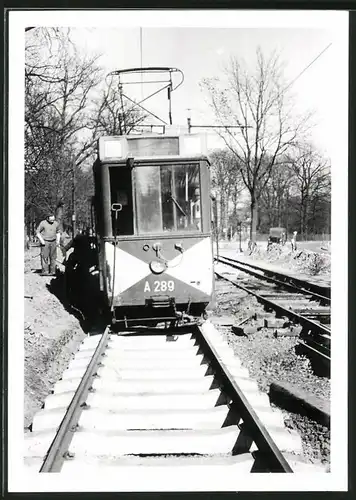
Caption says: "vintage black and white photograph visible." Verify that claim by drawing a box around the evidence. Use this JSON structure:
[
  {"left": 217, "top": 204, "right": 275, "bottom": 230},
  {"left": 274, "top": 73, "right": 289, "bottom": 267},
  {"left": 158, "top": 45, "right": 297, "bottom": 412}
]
[{"left": 7, "top": 9, "right": 348, "bottom": 492}]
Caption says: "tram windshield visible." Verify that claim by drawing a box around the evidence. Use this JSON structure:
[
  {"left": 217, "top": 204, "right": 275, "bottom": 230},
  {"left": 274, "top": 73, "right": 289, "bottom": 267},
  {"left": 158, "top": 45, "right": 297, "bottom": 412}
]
[{"left": 135, "top": 163, "right": 201, "bottom": 234}]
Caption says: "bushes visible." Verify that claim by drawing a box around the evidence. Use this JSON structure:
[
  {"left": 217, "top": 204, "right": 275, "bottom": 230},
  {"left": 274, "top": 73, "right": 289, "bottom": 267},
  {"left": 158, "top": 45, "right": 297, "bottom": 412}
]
[
  {"left": 244, "top": 242, "right": 331, "bottom": 277},
  {"left": 294, "top": 251, "right": 330, "bottom": 276}
]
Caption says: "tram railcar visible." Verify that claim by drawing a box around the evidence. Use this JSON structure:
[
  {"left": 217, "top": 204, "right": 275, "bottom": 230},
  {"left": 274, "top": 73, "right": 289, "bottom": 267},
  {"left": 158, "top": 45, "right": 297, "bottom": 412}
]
[{"left": 93, "top": 132, "right": 214, "bottom": 326}]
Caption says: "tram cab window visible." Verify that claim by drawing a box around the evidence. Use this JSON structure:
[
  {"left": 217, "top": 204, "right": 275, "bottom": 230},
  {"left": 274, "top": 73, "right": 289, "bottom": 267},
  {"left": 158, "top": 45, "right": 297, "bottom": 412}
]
[
  {"left": 135, "top": 165, "right": 162, "bottom": 234},
  {"left": 136, "top": 163, "right": 201, "bottom": 234},
  {"left": 109, "top": 167, "right": 134, "bottom": 235}
]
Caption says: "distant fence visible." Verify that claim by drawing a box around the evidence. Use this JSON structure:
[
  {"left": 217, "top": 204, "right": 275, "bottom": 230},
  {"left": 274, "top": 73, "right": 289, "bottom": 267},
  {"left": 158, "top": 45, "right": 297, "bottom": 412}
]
[
  {"left": 255, "top": 233, "right": 331, "bottom": 242},
  {"left": 221, "top": 232, "right": 331, "bottom": 242}
]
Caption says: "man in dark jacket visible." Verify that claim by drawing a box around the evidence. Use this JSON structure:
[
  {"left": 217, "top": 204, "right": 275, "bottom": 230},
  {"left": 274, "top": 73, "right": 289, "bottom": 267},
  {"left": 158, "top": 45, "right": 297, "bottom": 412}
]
[
  {"left": 36, "top": 214, "right": 60, "bottom": 275},
  {"left": 63, "top": 229, "right": 100, "bottom": 321}
]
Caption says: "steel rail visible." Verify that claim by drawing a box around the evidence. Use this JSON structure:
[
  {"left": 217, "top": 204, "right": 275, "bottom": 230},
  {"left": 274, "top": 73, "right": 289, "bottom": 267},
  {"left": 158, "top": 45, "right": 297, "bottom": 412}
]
[
  {"left": 216, "top": 255, "right": 330, "bottom": 303},
  {"left": 40, "top": 326, "right": 110, "bottom": 472},
  {"left": 215, "top": 271, "right": 330, "bottom": 354},
  {"left": 216, "top": 258, "right": 331, "bottom": 329},
  {"left": 196, "top": 325, "right": 293, "bottom": 472},
  {"left": 298, "top": 339, "right": 331, "bottom": 360}
]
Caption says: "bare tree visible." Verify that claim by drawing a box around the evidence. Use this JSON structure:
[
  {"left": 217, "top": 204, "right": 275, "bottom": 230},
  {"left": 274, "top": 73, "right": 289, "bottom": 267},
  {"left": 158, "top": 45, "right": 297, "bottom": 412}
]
[
  {"left": 288, "top": 143, "right": 331, "bottom": 237},
  {"left": 259, "top": 157, "right": 295, "bottom": 230},
  {"left": 25, "top": 28, "right": 103, "bottom": 231},
  {"left": 210, "top": 149, "right": 245, "bottom": 238},
  {"left": 202, "top": 48, "right": 311, "bottom": 242}
]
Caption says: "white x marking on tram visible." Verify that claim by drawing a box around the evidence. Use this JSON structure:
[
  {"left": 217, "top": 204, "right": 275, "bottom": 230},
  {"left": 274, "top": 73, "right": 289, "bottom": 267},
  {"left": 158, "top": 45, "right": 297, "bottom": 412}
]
[
  {"left": 105, "top": 242, "right": 150, "bottom": 294},
  {"left": 165, "top": 237, "right": 213, "bottom": 295},
  {"left": 106, "top": 237, "right": 213, "bottom": 296}
]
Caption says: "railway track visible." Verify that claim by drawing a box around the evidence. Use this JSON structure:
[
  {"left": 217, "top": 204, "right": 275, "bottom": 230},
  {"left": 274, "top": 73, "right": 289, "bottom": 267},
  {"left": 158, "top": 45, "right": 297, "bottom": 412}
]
[
  {"left": 214, "top": 255, "right": 331, "bottom": 376},
  {"left": 24, "top": 322, "right": 314, "bottom": 475},
  {"left": 216, "top": 255, "right": 330, "bottom": 302}
]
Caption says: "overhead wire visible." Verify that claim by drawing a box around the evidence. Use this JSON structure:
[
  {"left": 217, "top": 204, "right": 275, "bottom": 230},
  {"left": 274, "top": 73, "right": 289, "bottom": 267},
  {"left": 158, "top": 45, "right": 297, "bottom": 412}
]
[
  {"left": 229, "top": 42, "right": 334, "bottom": 134},
  {"left": 281, "top": 42, "right": 332, "bottom": 96},
  {"left": 188, "top": 43, "right": 332, "bottom": 135}
]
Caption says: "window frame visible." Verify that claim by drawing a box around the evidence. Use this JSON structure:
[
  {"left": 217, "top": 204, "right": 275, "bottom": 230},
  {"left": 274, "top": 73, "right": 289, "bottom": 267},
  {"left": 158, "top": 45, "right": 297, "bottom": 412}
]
[
  {"left": 108, "top": 165, "right": 136, "bottom": 237},
  {"left": 133, "top": 160, "right": 203, "bottom": 237}
]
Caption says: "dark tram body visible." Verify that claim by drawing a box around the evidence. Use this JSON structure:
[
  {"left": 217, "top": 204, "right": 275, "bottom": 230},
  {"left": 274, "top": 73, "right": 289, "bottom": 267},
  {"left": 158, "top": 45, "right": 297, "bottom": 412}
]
[{"left": 92, "top": 132, "right": 214, "bottom": 325}]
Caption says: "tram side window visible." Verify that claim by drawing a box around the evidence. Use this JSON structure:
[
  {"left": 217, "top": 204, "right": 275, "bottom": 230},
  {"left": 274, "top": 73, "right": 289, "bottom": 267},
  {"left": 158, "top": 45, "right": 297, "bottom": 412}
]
[
  {"left": 109, "top": 167, "right": 134, "bottom": 235},
  {"left": 136, "top": 163, "right": 201, "bottom": 234}
]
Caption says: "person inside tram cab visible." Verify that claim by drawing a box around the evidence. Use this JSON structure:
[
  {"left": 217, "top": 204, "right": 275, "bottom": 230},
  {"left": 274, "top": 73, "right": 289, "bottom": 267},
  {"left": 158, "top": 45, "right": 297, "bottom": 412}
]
[{"left": 191, "top": 188, "right": 201, "bottom": 230}]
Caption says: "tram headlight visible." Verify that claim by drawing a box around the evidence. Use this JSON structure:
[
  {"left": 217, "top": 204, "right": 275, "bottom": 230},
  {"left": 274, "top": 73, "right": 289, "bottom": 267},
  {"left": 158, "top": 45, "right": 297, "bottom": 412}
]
[
  {"left": 99, "top": 137, "right": 125, "bottom": 160},
  {"left": 150, "top": 260, "right": 166, "bottom": 274},
  {"left": 179, "top": 134, "right": 207, "bottom": 156},
  {"left": 105, "top": 140, "right": 123, "bottom": 158}
]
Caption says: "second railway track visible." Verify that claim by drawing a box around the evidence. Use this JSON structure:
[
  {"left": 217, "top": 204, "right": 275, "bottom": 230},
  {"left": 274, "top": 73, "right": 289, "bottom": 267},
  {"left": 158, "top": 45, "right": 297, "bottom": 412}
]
[
  {"left": 217, "top": 255, "right": 331, "bottom": 301},
  {"left": 215, "top": 255, "right": 331, "bottom": 375},
  {"left": 24, "top": 322, "right": 321, "bottom": 475}
]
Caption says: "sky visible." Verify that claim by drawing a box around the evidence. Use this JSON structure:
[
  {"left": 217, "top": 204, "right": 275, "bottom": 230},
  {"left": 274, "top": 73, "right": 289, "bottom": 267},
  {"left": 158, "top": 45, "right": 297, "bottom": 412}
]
[{"left": 70, "top": 25, "right": 337, "bottom": 156}]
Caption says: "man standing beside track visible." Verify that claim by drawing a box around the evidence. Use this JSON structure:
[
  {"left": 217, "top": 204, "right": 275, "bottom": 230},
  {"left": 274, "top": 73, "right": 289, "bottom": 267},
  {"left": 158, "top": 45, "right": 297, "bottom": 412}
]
[
  {"left": 36, "top": 214, "right": 61, "bottom": 276},
  {"left": 291, "top": 230, "right": 298, "bottom": 252}
]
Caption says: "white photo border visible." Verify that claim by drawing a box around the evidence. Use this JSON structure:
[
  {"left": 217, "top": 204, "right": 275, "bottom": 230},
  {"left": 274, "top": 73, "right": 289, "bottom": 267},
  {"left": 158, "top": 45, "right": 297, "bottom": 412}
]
[{"left": 8, "top": 8, "right": 348, "bottom": 492}]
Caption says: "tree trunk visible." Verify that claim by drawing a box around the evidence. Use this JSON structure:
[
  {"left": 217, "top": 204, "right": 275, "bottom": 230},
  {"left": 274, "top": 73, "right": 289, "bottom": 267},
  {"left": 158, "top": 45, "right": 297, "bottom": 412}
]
[
  {"left": 24, "top": 224, "right": 28, "bottom": 250},
  {"left": 285, "top": 192, "right": 290, "bottom": 234},
  {"left": 277, "top": 197, "right": 281, "bottom": 227},
  {"left": 250, "top": 196, "right": 258, "bottom": 242},
  {"left": 219, "top": 192, "right": 226, "bottom": 239},
  {"left": 301, "top": 201, "right": 308, "bottom": 238}
]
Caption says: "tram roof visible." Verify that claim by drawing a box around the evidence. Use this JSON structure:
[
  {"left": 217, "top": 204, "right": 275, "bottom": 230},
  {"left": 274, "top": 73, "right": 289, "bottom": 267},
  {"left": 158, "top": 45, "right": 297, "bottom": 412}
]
[{"left": 97, "top": 132, "right": 209, "bottom": 164}]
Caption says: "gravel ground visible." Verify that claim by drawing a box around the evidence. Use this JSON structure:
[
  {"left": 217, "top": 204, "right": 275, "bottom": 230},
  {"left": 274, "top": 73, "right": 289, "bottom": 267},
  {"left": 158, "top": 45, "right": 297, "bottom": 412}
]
[
  {"left": 210, "top": 275, "right": 330, "bottom": 466},
  {"left": 24, "top": 247, "right": 86, "bottom": 428}
]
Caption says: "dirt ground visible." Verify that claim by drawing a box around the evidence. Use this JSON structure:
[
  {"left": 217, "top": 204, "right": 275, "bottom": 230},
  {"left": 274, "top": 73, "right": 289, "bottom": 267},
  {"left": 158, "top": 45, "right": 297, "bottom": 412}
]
[
  {"left": 24, "top": 246, "right": 86, "bottom": 428},
  {"left": 217, "top": 240, "right": 331, "bottom": 285}
]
